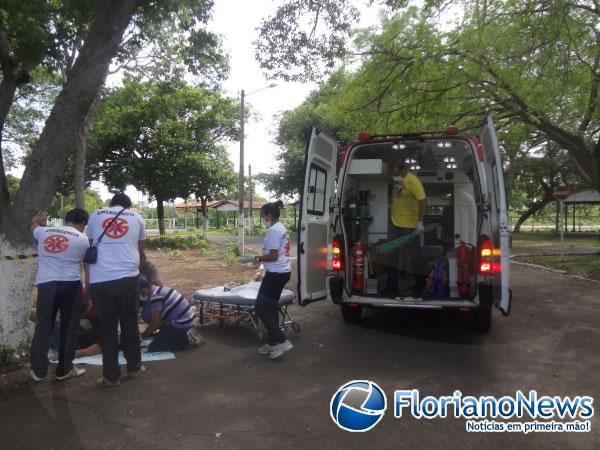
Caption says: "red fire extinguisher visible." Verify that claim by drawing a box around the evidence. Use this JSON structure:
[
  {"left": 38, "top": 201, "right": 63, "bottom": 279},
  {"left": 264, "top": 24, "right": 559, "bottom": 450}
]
[
  {"left": 457, "top": 241, "right": 474, "bottom": 295},
  {"left": 351, "top": 242, "right": 365, "bottom": 290}
]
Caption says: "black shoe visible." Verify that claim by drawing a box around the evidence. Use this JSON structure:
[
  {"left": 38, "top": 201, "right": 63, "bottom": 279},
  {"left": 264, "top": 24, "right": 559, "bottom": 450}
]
[{"left": 411, "top": 284, "right": 425, "bottom": 297}]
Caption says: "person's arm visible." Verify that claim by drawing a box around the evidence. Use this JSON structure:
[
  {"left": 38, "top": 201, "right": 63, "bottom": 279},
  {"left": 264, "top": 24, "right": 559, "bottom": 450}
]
[
  {"left": 142, "top": 311, "right": 162, "bottom": 338},
  {"left": 256, "top": 249, "right": 279, "bottom": 263},
  {"left": 75, "top": 343, "right": 102, "bottom": 358},
  {"left": 418, "top": 198, "right": 427, "bottom": 222},
  {"left": 31, "top": 210, "right": 48, "bottom": 233}
]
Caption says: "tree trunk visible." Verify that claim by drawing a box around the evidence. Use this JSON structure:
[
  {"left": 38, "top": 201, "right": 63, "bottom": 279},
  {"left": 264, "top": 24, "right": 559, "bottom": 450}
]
[
  {"left": 0, "top": 76, "right": 18, "bottom": 225},
  {"left": 2, "top": 0, "right": 139, "bottom": 246},
  {"left": 201, "top": 197, "right": 209, "bottom": 232},
  {"left": 74, "top": 92, "right": 101, "bottom": 209},
  {"left": 513, "top": 197, "right": 553, "bottom": 232},
  {"left": 156, "top": 194, "right": 166, "bottom": 236},
  {"left": 0, "top": 0, "right": 139, "bottom": 349}
]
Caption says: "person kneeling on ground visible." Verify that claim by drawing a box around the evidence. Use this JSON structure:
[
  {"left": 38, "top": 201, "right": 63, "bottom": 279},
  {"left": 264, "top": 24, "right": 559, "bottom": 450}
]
[
  {"left": 139, "top": 277, "right": 204, "bottom": 352},
  {"left": 254, "top": 200, "right": 293, "bottom": 360}
]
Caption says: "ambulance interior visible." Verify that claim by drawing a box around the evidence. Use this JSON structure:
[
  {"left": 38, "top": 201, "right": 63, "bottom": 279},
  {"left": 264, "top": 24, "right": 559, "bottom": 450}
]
[{"left": 339, "top": 138, "right": 483, "bottom": 300}]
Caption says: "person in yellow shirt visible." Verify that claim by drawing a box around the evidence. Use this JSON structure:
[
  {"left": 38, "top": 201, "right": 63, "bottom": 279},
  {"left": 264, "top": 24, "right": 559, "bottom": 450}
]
[{"left": 386, "top": 161, "right": 428, "bottom": 296}]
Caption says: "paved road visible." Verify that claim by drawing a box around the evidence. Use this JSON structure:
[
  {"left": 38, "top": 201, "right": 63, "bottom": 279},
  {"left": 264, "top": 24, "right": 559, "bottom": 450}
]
[{"left": 1, "top": 259, "right": 599, "bottom": 448}]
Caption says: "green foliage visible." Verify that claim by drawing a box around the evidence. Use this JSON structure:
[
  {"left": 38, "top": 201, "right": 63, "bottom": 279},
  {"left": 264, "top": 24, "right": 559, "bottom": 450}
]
[
  {"left": 6, "top": 174, "right": 19, "bottom": 197},
  {"left": 267, "top": 2, "right": 600, "bottom": 203},
  {"left": 221, "top": 243, "right": 239, "bottom": 265},
  {"left": 88, "top": 78, "right": 239, "bottom": 214},
  {"left": 47, "top": 189, "right": 103, "bottom": 219},
  {"left": 147, "top": 236, "right": 208, "bottom": 250}
]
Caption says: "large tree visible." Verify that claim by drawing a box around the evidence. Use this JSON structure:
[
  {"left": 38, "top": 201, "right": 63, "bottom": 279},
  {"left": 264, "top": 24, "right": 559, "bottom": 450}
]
[
  {"left": 258, "top": 1, "right": 600, "bottom": 192},
  {"left": 0, "top": 0, "right": 221, "bottom": 350},
  {"left": 88, "top": 78, "right": 239, "bottom": 235}
]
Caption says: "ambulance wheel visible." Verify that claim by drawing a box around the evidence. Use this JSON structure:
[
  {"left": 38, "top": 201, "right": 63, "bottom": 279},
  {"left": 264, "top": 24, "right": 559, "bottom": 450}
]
[
  {"left": 341, "top": 304, "right": 362, "bottom": 323},
  {"left": 473, "top": 307, "right": 492, "bottom": 333}
]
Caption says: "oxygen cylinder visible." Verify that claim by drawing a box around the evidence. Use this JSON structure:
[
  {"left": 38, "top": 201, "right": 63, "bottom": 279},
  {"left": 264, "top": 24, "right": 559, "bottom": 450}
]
[{"left": 351, "top": 242, "right": 365, "bottom": 290}]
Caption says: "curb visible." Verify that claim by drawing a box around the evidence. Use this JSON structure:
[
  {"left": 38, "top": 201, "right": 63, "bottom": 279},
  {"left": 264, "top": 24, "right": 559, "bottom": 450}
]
[{"left": 511, "top": 259, "right": 600, "bottom": 285}]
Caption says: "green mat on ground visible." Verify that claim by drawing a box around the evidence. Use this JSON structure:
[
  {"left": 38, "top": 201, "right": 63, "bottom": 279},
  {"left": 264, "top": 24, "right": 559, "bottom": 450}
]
[{"left": 376, "top": 223, "right": 439, "bottom": 254}]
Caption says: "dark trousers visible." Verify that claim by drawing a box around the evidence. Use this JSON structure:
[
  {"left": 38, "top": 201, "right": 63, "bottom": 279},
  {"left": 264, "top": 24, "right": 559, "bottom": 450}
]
[
  {"left": 90, "top": 276, "right": 141, "bottom": 382},
  {"left": 386, "top": 226, "right": 426, "bottom": 292},
  {"left": 147, "top": 325, "right": 190, "bottom": 352},
  {"left": 30, "top": 281, "right": 83, "bottom": 378},
  {"left": 255, "top": 271, "right": 291, "bottom": 346}
]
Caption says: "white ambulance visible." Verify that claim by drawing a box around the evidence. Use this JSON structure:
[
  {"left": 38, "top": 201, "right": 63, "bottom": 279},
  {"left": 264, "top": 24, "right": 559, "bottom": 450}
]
[{"left": 297, "top": 116, "right": 511, "bottom": 332}]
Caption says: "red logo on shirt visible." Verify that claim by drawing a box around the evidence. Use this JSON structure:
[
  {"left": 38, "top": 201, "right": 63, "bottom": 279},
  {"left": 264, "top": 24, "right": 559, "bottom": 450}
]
[
  {"left": 102, "top": 217, "right": 129, "bottom": 239},
  {"left": 43, "top": 235, "right": 69, "bottom": 254}
]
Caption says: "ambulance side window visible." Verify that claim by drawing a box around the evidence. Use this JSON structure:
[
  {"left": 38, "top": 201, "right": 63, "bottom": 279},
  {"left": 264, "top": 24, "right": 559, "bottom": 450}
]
[{"left": 307, "top": 164, "right": 327, "bottom": 216}]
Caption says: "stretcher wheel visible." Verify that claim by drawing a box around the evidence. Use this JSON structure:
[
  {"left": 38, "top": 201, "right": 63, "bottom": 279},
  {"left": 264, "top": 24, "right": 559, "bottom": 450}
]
[{"left": 291, "top": 322, "right": 301, "bottom": 333}]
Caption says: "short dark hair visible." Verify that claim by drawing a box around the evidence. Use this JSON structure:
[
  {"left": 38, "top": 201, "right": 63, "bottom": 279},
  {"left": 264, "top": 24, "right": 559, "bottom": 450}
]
[
  {"left": 261, "top": 200, "right": 284, "bottom": 219},
  {"left": 64, "top": 208, "right": 89, "bottom": 225},
  {"left": 110, "top": 192, "right": 132, "bottom": 208},
  {"left": 391, "top": 161, "right": 407, "bottom": 171}
]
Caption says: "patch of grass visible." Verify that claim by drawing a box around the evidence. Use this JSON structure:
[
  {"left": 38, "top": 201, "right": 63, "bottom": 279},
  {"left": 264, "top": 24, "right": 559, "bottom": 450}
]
[
  {"left": 157, "top": 247, "right": 185, "bottom": 260},
  {"left": 514, "top": 254, "right": 600, "bottom": 281},
  {"left": 220, "top": 243, "right": 240, "bottom": 265},
  {"left": 0, "top": 344, "right": 29, "bottom": 366},
  {"left": 147, "top": 236, "right": 208, "bottom": 250},
  {"left": 512, "top": 231, "right": 600, "bottom": 248}
]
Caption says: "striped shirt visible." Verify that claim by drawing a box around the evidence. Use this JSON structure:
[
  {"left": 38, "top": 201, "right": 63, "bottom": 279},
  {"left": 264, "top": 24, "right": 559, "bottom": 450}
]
[{"left": 143, "top": 286, "right": 196, "bottom": 330}]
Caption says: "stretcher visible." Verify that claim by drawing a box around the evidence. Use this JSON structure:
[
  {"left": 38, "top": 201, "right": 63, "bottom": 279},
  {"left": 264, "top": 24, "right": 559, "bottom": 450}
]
[{"left": 191, "top": 281, "right": 300, "bottom": 340}]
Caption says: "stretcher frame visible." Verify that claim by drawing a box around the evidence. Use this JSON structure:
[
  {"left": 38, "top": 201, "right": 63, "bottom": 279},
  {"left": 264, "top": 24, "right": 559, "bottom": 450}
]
[{"left": 191, "top": 298, "right": 300, "bottom": 340}]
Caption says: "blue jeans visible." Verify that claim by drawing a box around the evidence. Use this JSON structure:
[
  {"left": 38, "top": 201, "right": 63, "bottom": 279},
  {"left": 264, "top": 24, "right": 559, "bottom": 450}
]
[{"left": 147, "top": 325, "right": 190, "bottom": 352}]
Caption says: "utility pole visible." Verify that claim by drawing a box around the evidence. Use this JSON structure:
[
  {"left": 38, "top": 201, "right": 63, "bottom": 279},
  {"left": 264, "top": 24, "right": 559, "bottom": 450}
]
[
  {"left": 248, "top": 164, "right": 253, "bottom": 236},
  {"left": 238, "top": 89, "right": 245, "bottom": 255}
]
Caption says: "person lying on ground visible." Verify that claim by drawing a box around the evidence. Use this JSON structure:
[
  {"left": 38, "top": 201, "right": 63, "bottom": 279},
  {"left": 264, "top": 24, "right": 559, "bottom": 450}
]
[{"left": 139, "top": 276, "right": 205, "bottom": 352}]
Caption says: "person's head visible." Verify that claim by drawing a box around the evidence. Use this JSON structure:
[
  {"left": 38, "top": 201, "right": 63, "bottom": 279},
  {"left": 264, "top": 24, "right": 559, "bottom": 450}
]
[
  {"left": 139, "top": 275, "right": 152, "bottom": 300},
  {"left": 110, "top": 192, "right": 132, "bottom": 209},
  {"left": 260, "top": 200, "right": 284, "bottom": 227},
  {"left": 64, "top": 208, "right": 89, "bottom": 232},
  {"left": 391, "top": 161, "right": 409, "bottom": 182}
]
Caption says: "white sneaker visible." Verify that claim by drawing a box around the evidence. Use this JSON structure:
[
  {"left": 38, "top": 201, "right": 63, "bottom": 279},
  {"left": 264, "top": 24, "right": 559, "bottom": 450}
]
[
  {"left": 268, "top": 340, "right": 293, "bottom": 360},
  {"left": 55, "top": 366, "right": 86, "bottom": 381},
  {"left": 258, "top": 344, "right": 276, "bottom": 355},
  {"left": 30, "top": 370, "right": 45, "bottom": 382}
]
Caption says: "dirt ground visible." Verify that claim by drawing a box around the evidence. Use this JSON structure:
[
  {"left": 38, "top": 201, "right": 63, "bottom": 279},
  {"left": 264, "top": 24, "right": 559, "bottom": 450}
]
[{"left": 146, "top": 248, "right": 258, "bottom": 299}]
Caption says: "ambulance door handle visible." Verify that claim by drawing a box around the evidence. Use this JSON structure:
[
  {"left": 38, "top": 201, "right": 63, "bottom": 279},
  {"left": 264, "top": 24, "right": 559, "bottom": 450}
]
[{"left": 299, "top": 242, "right": 305, "bottom": 254}]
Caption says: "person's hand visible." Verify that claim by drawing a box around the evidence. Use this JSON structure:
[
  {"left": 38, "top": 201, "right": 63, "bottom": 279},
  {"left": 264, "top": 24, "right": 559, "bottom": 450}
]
[
  {"left": 415, "top": 221, "right": 424, "bottom": 234},
  {"left": 31, "top": 210, "right": 48, "bottom": 226}
]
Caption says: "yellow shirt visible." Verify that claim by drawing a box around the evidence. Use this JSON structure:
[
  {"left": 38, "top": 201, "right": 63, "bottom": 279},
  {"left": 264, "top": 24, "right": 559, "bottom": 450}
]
[{"left": 391, "top": 172, "right": 426, "bottom": 228}]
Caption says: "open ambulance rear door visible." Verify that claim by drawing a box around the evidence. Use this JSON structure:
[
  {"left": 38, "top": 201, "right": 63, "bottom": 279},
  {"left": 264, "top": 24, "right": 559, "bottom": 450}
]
[
  {"left": 298, "top": 128, "right": 338, "bottom": 306},
  {"left": 480, "top": 116, "right": 512, "bottom": 315}
]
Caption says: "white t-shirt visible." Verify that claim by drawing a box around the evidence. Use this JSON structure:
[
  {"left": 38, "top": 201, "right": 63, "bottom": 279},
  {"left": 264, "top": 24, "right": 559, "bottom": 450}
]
[
  {"left": 33, "top": 225, "right": 89, "bottom": 285},
  {"left": 262, "top": 222, "right": 291, "bottom": 273},
  {"left": 86, "top": 207, "right": 146, "bottom": 283}
]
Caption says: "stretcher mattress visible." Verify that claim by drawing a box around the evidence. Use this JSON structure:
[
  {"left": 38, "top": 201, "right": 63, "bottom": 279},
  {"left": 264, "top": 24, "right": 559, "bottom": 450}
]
[{"left": 192, "top": 281, "right": 296, "bottom": 306}]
